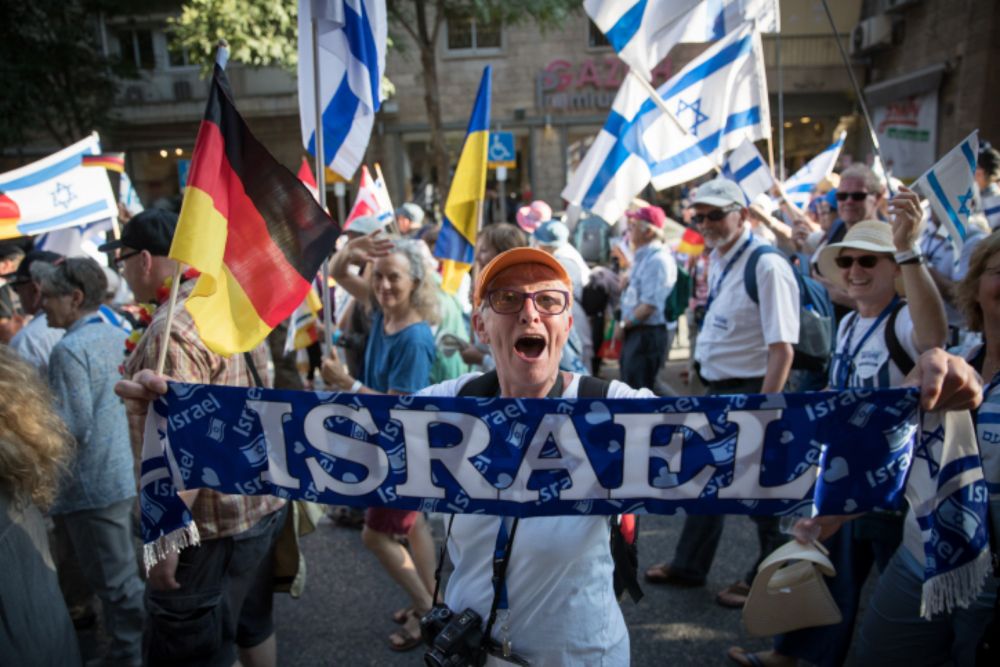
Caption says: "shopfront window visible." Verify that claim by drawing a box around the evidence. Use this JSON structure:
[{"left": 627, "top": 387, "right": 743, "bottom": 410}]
[{"left": 446, "top": 12, "right": 502, "bottom": 53}]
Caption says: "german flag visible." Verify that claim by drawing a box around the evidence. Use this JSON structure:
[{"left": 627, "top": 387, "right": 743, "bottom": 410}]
[
  {"left": 677, "top": 227, "right": 705, "bottom": 257},
  {"left": 81, "top": 152, "right": 126, "bottom": 172},
  {"left": 170, "top": 64, "right": 339, "bottom": 355}
]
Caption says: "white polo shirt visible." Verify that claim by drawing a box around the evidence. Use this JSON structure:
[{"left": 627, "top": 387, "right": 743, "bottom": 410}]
[{"left": 693, "top": 226, "right": 800, "bottom": 381}]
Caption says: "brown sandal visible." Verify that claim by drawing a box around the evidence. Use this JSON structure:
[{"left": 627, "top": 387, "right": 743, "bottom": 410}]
[
  {"left": 716, "top": 581, "right": 751, "bottom": 608},
  {"left": 391, "top": 606, "right": 414, "bottom": 625}
]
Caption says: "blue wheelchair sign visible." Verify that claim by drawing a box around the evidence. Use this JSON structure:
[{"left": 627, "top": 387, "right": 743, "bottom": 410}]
[{"left": 488, "top": 132, "right": 516, "bottom": 168}]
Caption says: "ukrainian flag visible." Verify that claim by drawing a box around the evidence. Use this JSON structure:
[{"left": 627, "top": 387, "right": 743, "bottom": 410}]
[{"left": 434, "top": 66, "right": 491, "bottom": 294}]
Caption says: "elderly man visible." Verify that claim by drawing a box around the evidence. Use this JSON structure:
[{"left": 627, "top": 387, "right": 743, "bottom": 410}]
[
  {"left": 395, "top": 202, "right": 426, "bottom": 237},
  {"left": 117, "top": 245, "right": 983, "bottom": 665},
  {"left": 100, "top": 208, "right": 286, "bottom": 667},
  {"left": 614, "top": 205, "right": 678, "bottom": 392},
  {"left": 645, "top": 177, "right": 800, "bottom": 608}
]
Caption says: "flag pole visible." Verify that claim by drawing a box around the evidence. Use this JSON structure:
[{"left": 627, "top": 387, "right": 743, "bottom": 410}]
[
  {"left": 776, "top": 31, "right": 786, "bottom": 181},
  {"left": 628, "top": 70, "right": 723, "bottom": 175},
  {"left": 819, "top": 0, "right": 895, "bottom": 196},
  {"left": 155, "top": 41, "right": 228, "bottom": 375},
  {"left": 311, "top": 17, "right": 335, "bottom": 358}
]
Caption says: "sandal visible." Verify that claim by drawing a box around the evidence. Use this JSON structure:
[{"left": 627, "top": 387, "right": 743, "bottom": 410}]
[
  {"left": 716, "top": 581, "right": 751, "bottom": 608},
  {"left": 643, "top": 563, "right": 704, "bottom": 587},
  {"left": 388, "top": 610, "right": 424, "bottom": 652},
  {"left": 727, "top": 647, "right": 796, "bottom": 667},
  {"left": 392, "top": 606, "right": 415, "bottom": 625}
]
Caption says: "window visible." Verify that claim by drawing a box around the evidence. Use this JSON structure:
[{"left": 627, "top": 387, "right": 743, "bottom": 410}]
[
  {"left": 166, "top": 31, "right": 193, "bottom": 68},
  {"left": 588, "top": 20, "right": 610, "bottom": 49},
  {"left": 446, "top": 12, "right": 502, "bottom": 53},
  {"left": 115, "top": 28, "right": 155, "bottom": 70}
]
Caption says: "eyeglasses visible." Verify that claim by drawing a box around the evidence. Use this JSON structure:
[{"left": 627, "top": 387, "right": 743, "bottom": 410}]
[
  {"left": 691, "top": 207, "right": 739, "bottom": 224},
  {"left": 114, "top": 250, "right": 141, "bottom": 266},
  {"left": 486, "top": 288, "right": 569, "bottom": 315},
  {"left": 836, "top": 191, "right": 870, "bottom": 202},
  {"left": 834, "top": 254, "right": 883, "bottom": 269}
]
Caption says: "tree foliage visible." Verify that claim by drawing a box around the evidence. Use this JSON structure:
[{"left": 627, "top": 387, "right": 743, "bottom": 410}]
[
  {"left": 169, "top": 0, "right": 299, "bottom": 75},
  {"left": 0, "top": 0, "right": 127, "bottom": 152}
]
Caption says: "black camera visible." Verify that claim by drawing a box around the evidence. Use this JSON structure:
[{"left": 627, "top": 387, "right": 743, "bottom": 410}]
[{"left": 420, "top": 605, "right": 486, "bottom": 667}]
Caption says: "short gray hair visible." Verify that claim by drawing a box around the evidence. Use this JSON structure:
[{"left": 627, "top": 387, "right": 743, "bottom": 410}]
[{"left": 33, "top": 257, "right": 107, "bottom": 311}]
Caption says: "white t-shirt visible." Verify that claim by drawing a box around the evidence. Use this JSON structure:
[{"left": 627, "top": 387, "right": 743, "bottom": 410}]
[
  {"left": 693, "top": 228, "right": 800, "bottom": 381},
  {"left": 828, "top": 302, "right": 921, "bottom": 389},
  {"left": 417, "top": 373, "right": 652, "bottom": 666}
]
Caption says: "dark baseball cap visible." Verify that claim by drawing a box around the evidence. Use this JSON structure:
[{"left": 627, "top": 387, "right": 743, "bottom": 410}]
[
  {"left": 1, "top": 249, "right": 62, "bottom": 285},
  {"left": 98, "top": 208, "right": 178, "bottom": 256}
]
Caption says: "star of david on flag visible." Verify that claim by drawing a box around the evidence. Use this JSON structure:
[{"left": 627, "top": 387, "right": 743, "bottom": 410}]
[{"left": 913, "top": 130, "right": 979, "bottom": 252}]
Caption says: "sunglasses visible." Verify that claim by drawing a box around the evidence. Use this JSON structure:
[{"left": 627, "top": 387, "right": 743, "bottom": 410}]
[
  {"left": 691, "top": 206, "right": 739, "bottom": 224},
  {"left": 486, "top": 288, "right": 569, "bottom": 315},
  {"left": 114, "top": 249, "right": 142, "bottom": 266},
  {"left": 835, "top": 191, "right": 870, "bottom": 202},
  {"left": 834, "top": 254, "right": 883, "bottom": 269}
]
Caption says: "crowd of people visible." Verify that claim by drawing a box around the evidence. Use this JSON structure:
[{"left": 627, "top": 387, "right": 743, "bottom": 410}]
[{"left": 1, "top": 144, "right": 999, "bottom": 667}]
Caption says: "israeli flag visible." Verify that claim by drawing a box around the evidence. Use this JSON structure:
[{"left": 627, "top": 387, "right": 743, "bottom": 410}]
[
  {"left": 913, "top": 130, "right": 979, "bottom": 251},
  {"left": 0, "top": 133, "right": 118, "bottom": 241},
  {"left": 563, "top": 23, "right": 769, "bottom": 223},
  {"left": 980, "top": 193, "right": 1000, "bottom": 230},
  {"left": 119, "top": 170, "right": 144, "bottom": 216},
  {"left": 782, "top": 131, "right": 846, "bottom": 210},
  {"left": 297, "top": 0, "right": 387, "bottom": 180},
  {"left": 585, "top": 0, "right": 779, "bottom": 80},
  {"left": 722, "top": 138, "right": 773, "bottom": 203}
]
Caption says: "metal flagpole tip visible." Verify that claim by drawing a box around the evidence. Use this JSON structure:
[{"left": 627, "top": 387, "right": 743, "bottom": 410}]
[{"left": 215, "top": 39, "right": 230, "bottom": 70}]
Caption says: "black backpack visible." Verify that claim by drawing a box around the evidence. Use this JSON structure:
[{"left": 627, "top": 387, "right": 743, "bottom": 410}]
[
  {"left": 458, "top": 371, "right": 643, "bottom": 603},
  {"left": 839, "top": 300, "right": 915, "bottom": 377}
]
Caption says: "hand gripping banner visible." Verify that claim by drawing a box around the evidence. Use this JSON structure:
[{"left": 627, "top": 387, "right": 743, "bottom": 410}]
[{"left": 140, "top": 382, "right": 990, "bottom": 617}]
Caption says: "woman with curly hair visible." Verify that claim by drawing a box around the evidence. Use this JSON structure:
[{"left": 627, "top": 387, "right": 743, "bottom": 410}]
[
  {"left": 0, "top": 345, "right": 81, "bottom": 665},
  {"left": 324, "top": 233, "right": 441, "bottom": 651}
]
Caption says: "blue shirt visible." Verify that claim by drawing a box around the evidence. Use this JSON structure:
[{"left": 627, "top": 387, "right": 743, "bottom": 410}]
[
  {"left": 621, "top": 241, "right": 677, "bottom": 326},
  {"left": 363, "top": 310, "right": 435, "bottom": 393},
  {"left": 48, "top": 315, "right": 134, "bottom": 514}
]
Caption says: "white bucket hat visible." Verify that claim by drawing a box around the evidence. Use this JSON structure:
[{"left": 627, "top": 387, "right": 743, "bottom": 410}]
[{"left": 817, "top": 220, "right": 898, "bottom": 291}]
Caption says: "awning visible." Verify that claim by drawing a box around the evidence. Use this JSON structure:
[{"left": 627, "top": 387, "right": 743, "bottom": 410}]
[{"left": 864, "top": 62, "right": 948, "bottom": 107}]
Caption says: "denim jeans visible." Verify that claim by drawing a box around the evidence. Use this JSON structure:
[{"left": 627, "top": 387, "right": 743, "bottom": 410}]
[{"left": 620, "top": 324, "right": 669, "bottom": 392}]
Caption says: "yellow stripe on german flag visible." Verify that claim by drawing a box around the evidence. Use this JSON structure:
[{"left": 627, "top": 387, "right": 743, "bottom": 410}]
[
  {"left": 170, "top": 64, "right": 339, "bottom": 356},
  {"left": 81, "top": 152, "right": 126, "bottom": 172}
]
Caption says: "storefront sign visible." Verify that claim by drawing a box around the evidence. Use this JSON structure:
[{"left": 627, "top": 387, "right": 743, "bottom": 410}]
[
  {"left": 872, "top": 91, "right": 938, "bottom": 179},
  {"left": 536, "top": 56, "right": 673, "bottom": 112}
]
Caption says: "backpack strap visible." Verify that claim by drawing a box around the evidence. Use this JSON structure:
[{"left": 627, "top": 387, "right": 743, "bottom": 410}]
[
  {"left": 577, "top": 374, "right": 611, "bottom": 398},
  {"left": 744, "top": 245, "right": 783, "bottom": 304},
  {"left": 884, "top": 299, "right": 915, "bottom": 376}
]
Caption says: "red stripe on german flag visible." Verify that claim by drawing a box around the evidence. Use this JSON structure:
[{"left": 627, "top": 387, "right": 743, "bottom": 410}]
[
  {"left": 170, "top": 64, "right": 338, "bottom": 355},
  {"left": 81, "top": 152, "right": 125, "bottom": 172}
]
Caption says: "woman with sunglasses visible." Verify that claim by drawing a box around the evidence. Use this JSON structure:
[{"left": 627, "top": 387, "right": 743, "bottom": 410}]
[{"left": 730, "top": 188, "right": 948, "bottom": 667}]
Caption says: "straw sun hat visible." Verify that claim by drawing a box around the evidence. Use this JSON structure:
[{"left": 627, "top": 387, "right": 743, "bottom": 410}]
[{"left": 817, "top": 219, "right": 902, "bottom": 293}]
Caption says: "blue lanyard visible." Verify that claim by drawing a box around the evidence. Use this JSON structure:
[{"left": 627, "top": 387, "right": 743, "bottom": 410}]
[
  {"left": 705, "top": 233, "right": 754, "bottom": 313},
  {"left": 923, "top": 232, "right": 949, "bottom": 264},
  {"left": 833, "top": 296, "right": 899, "bottom": 389},
  {"left": 492, "top": 517, "right": 516, "bottom": 610}
]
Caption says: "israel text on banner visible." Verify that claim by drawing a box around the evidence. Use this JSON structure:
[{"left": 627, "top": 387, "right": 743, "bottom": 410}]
[
  {"left": 140, "top": 382, "right": 990, "bottom": 618},
  {"left": 434, "top": 66, "right": 491, "bottom": 294},
  {"left": 0, "top": 133, "right": 118, "bottom": 241},
  {"left": 781, "top": 131, "right": 846, "bottom": 210},
  {"left": 584, "top": 0, "right": 779, "bottom": 81},
  {"left": 722, "top": 137, "right": 774, "bottom": 202},
  {"left": 298, "top": 0, "right": 387, "bottom": 180},
  {"left": 344, "top": 164, "right": 393, "bottom": 229},
  {"left": 169, "top": 63, "right": 340, "bottom": 356},
  {"left": 563, "top": 22, "right": 770, "bottom": 223},
  {"left": 912, "top": 130, "right": 979, "bottom": 252}
]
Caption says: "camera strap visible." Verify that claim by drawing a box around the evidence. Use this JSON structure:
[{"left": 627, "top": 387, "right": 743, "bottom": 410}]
[
  {"left": 430, "top": 514, "right": 455, "bottom": 606},
  {"left": 483, "top": 517, "right": 519, "bottom": 652}
]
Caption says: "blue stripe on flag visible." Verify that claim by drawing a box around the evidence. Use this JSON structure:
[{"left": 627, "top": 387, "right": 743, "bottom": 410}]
[
  {"left": 985, "top": 204, "right": 1000, "bottom": 216},
  {"left": 926, "top": 171, "right": 968, "bottom": 240},
  {"left": 307, "top": 77, "right": 362, "bottom": 167},
  {"left": 708, "top": 0, "right": 726, "bottom": 40},
  {"left": 343, "top": 0, "right": 381, "bottom": 113},
  {"left": 961, "top": 141, "right": 976, "bottom": 172},
  {"left": 17, "top": 200, "right": 111, "bottom": 234},
  {"left": 603, "top": 110, "right": 629, "bottom": 137},
  {"left": 435, "top": 218, "right": 476, "bottom": 264},
  {"left": 649, "top": 107, "right": 761, "bottom": 178},
  {"left": 581, "top": 139, "right": 635, "bottom": 212},
  {"left": 733, "top": 155, "right": 765, "bottom": 183},
  {"left": 660, "top": 33, "right": 753, "bottom": 103},
  {"left": 0, "top": 148, "right": 92, "bottom": 191},
  {"left": 604, "top": 0, "right": 648, "bottom": 53}
]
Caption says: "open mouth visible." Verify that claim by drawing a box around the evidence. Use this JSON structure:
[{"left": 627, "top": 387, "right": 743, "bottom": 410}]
[{"left": 514, "top": 334, "right": 547, "bottom": 359}]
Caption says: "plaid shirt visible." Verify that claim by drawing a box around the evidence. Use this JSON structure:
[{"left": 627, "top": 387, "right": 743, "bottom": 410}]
[{"left": 124, "top": 279, "right": 284, "bottom": 540}]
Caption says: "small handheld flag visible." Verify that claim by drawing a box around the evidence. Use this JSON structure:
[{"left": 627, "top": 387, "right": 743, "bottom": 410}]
[
  {"left": 81, "top": 152, "right": 126, "bottom": 172},
  {"left": 782, "top": 132, "right": 846, "bottom": 210},
  {"left": 912, "top": 130, "right": 979, "bottom": 251}
]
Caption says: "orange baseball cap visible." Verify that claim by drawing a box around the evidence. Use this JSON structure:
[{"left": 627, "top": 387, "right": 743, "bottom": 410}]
[{"left": 473, "top": 247, "right": 572, "bottom": 308}]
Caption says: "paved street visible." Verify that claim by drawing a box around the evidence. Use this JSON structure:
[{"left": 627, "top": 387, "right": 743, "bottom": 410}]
[{"left": 274, "top": 325, "right": 775, "bottom": 665}]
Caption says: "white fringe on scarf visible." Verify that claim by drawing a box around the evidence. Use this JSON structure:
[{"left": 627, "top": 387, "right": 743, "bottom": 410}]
[
  {"left": 142, "top": 522, "right": 201, "bottom": 574},
  {"left": 920, "top": 547, "right": 993, "bottom": 619}
]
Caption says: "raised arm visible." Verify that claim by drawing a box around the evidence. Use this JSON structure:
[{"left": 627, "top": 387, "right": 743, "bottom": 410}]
[{"left": 892, "top": 186, "right": 947, "bottom": 352}]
